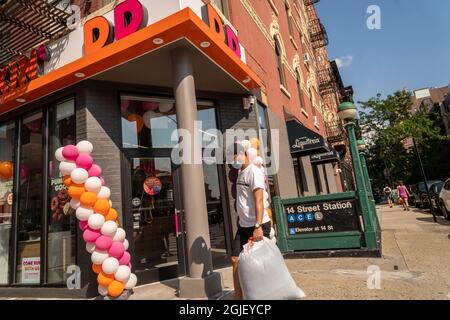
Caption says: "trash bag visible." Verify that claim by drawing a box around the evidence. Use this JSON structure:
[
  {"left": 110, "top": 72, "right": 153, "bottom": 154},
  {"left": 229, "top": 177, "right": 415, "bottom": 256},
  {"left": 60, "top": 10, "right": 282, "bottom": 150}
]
[{"left": 238, "top": 238, "right": 306, "bottom": 300}]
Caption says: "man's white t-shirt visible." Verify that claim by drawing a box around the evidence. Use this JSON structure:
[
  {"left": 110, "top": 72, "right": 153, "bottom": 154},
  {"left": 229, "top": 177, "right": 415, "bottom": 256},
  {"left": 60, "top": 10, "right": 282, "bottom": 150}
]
[{"left": 236, "top": 164, "right": 271, "bottom": 228}]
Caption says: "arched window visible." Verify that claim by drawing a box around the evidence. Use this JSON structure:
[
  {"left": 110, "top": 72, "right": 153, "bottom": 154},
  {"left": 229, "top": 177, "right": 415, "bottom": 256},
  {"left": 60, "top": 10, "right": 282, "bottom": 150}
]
[
  {"left": 275, "top": 38, "right": 286, "bottom": 87},
  {"left": 296, "top": 69, "right": 306, "bottom": 113}
]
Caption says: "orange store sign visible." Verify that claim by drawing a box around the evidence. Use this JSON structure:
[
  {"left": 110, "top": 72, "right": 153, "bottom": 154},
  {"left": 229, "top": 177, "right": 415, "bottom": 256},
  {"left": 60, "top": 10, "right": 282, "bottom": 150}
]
[{"left": 83, "top": 0, "right": 242, "bottom": 58}]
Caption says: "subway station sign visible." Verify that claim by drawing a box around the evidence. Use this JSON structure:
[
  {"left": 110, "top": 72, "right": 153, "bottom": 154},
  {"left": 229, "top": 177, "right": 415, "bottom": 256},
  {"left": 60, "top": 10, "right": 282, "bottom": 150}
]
[{"left": 284, "top": 199, "right": 360, "bottom": 235}]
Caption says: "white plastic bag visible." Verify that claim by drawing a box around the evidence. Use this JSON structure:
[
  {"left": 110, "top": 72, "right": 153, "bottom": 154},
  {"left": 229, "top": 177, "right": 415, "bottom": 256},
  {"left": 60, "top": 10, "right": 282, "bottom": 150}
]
[{"left": 238, "top": 238, "right": 306, "bottom": 300}]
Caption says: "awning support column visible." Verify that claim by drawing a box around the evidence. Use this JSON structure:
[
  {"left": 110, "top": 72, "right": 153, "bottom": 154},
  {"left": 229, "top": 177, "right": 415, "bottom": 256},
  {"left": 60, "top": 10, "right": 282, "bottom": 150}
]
[{"left": 171, "top": 47, "right": 222, "bottom": 298}]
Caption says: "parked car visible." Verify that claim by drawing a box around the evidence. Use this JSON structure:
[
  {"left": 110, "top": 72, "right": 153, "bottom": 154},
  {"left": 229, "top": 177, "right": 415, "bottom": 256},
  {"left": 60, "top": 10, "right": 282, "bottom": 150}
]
[
  {"left": 411, "top": 181, "right": 443, "bottom": 208},
  {"left": 439, "top": 179, "right": 450, "bottom": 220},
  {"left": 429, "top": 181, "right": 444, "bottom": 212}
]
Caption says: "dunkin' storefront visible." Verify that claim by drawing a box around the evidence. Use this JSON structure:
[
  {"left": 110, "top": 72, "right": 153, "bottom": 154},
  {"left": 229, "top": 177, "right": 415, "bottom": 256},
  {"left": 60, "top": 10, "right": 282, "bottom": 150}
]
[{"left": 0, "top": 0, "right": 263, "bottom": 298}]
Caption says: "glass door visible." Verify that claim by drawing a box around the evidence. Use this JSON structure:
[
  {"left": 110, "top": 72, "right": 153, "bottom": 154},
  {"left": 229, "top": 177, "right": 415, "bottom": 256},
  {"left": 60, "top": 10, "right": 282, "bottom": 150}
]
[{"left": 129, "top": 157, "right": 185, "bottom": 284}]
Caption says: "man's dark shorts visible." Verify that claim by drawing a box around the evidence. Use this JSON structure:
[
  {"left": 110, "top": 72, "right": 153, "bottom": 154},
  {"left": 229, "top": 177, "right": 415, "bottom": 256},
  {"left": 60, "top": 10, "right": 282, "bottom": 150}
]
[{"left": 231, "top": 221, "right": 271, "bottom": 257}]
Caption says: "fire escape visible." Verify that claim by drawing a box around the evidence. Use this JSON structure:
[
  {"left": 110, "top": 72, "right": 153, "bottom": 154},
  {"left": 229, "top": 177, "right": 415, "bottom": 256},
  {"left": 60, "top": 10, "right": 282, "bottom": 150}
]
[
  {"left": 304, "top": 0, "right": 328, "bottom": 50},
  {"left": 0, "top": 0, "right": 72, "bottom": 66}
]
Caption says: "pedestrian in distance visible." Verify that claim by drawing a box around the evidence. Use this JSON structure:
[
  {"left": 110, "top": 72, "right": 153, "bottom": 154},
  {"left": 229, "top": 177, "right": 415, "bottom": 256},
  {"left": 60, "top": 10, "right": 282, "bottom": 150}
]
[
  {"left": 397, "top": 181, "right": 411, "bottom": 211},
  {"left": 383, "top": 185, "right": 394, "bottom": 208}
]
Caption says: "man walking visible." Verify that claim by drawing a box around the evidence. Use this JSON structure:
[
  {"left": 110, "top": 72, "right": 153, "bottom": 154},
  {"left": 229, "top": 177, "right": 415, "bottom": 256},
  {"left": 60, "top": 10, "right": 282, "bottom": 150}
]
[
  {"left": 383, "top": 185, "right": 394, "bottom": 208},
  {"left": 230, "top": 145, "right": 272, "bottom": 300}
]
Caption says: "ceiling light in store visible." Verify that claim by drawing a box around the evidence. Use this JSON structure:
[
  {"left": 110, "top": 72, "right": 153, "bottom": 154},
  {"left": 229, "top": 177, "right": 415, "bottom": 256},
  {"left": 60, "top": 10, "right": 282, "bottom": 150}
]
[
  {"left": 243, "top": 77, "right": 251, "bottom": 84},
  {"left": 200, "top": 41, "right": 211, "bottom": 48},
  {"left": 16, "top": 98, "right": 26, "bottom": 103},
  {"left": 74, "top": 72, "right": 85, "bottom": 78},
  {"left": 153, "top": 38, "right": 164, "bottom": 45}
]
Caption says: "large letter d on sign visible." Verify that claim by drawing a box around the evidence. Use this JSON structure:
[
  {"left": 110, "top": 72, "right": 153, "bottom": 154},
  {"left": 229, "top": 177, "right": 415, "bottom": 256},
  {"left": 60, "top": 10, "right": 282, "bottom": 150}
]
[
  {"left": 115, "top": 0, "right": 145, "bottom": 41},
  {"left": 84, "top": 16, "right": 112, "bottom": 55}
]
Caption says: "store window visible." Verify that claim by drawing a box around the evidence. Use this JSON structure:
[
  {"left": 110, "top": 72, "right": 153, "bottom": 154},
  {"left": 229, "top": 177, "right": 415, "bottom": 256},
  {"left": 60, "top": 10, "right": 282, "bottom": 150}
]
[
  {"left": 47, "top": 99, "right": 77, "bottom": 284},
  {"left": 121, "top": 95, "right": 216, "bottom": 149},
  {"left": 16, "top": 111, "right": 44, "bottom": 284},
  {"left": 293, "top": 157, "right": 308, "bottom": 196},
  {"left": 0, "top": 121, "right": 15, "bottom": 284}
]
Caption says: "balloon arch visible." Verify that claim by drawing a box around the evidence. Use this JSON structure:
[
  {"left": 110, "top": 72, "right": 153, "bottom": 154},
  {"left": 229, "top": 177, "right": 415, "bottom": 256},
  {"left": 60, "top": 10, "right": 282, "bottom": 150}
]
[{"left": 55, "top": 141, "right": 137, "bottom": 298}]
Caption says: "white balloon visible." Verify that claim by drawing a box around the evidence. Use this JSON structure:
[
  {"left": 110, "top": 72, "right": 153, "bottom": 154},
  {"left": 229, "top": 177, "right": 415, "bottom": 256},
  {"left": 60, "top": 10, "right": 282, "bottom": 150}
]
[
  {"left": 85, "top": 177, "right": 102, "bottom": 193},
  {"left": 158, "top": 102, "right": 174, "bottom": 113},
  {"left": 113, "top": 228, "right": 126, "bottom": 242},
  {"left": 77, "top": 141, "right": 94, "bottom": 155},
  {"left": 247, "top": 148, "right": 258, "bottom": 163},
  {"left": 88, "top": 213, "right": 105, "bottom": 230},
  {"left": 97, "top": 186, "right": 111, "bottom": 200},
  {"left": 86, "top": 242, "right": 96, "bottom": 254},
  {"left": 76, "top": 206, "right": 94, "bottom": 221},
  {"left": 241, "top": 140, "right": 251, "bottom": 151},
  {"left": 102, "top": 257, "right": 119, "bottom": 275},
  {"left": 123, "top": 239, "right": 129, "bottom": 251},
  {"left": 71, "top": 168, "right": 89, "bottom": 184},
  {"left": 101, "top": 220, "right": 118, "bottom": 237},
  {"left": 253, "top": 156, "right": 264, "bottom": 166},
  {"left": 70, "top": 198, "right": 81, "bottom": 210},
  {"left": 114, "top": 265, "right": 131, "bottom": 282},
  {"left": 55, "top": 147, "right": 65, "bottom": 162},
  {"left": 142, "top": 111, "right": 161, "bottom": 128},
  {"left": 59, "top": 160, "right": 77, "bottom": 176},
  {"left": 125, "top": 273, "right": 138, "bottom": 290},
  {"left": 91, "top": 250, "right": 109, "bottom": 265},
  {"left": 98, "top": 285, "right": 109, "bottom": 296}
]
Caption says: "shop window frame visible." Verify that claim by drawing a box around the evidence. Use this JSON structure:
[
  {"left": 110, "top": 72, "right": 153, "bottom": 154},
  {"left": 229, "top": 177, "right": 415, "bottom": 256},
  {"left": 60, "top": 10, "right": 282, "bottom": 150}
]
[{"left": 0, "top": 94, "right": 77, "bottom": 287}]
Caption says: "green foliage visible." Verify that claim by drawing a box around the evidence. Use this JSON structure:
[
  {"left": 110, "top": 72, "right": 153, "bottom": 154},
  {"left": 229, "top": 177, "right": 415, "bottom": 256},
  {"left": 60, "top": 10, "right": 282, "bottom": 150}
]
[{"left": 358, "top": 90, "right": 448, "bottom": 190}]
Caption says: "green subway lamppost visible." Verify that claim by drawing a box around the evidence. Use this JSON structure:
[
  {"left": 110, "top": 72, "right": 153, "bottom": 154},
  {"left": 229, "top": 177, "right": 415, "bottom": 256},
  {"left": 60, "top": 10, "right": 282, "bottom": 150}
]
[
  {"left": 357, "top": 139, "right": 380, "bottom": 230},
  {"left": 338, "top": 102, "right": 378, "bottom": 249}
]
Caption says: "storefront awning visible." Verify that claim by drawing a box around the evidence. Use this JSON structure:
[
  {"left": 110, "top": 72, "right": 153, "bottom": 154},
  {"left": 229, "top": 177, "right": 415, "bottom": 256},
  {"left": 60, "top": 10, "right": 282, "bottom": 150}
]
[
  {"left": 310, "top": 150, "right": 340, "bottom": 165},
  {"left": 287, "top": 119, "right": 330, "bottom": 156}
]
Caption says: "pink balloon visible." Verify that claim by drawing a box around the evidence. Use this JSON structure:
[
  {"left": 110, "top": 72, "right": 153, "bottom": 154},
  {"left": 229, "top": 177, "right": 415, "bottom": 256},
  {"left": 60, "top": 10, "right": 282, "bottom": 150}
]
[
  {"left": 83, "top": 228, "right": 101, "bottom": 243},
  {"left": 109, "top": 242, "right": 125, "bottom": 259},
  {"left": 62, "top": 145, "right": 79, "bottom": 161},
  {"left": 76, "top": 154, "right": 93, "bottom": 170},
  {"left": 128, "top": 263, "right": 132, "bottom": 269},
  {"left": 95, "top": 235, "right": 113, "bottom": 251},
  {"left": 88, "top": 164, "right": 102, "bottom": 178},
  {"left": 79, "top": 221, "right": 88, "bottom": 231},
  {"left": 143, "top": 101, "right": 159, "bottom": 111},
  {"left": 20, "top": 166, "right": 29, "bottom": 181},
  {"left": 99, "top": 177, "right": 105, "bottom": 186},
  {"left": 118, "top": 251, "right": 131, "bottom": 266}
]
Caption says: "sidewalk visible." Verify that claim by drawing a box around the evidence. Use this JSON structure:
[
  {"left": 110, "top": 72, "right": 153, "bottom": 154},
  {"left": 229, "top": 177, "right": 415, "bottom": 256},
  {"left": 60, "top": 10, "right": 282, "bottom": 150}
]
[{"left": 130, "top": 204, "right": 450, "bottom": 300}]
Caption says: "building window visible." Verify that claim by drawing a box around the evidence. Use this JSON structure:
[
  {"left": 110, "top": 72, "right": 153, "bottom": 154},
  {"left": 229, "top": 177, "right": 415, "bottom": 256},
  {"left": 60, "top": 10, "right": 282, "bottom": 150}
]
[
  {"left": 285, "top": 2, "right": 294, "bottom": 37},
  {"left": 296, "top": 70, "right": 306, "bottom": 113},
  {"left": 309, "top": 88, "right": 317, "bottom": 117},
  {"left": 211, "top": 0, "right": 230, "bottom": 19},
  {"left": 275, "top": 39, "right": 286, "bottom": 87}
]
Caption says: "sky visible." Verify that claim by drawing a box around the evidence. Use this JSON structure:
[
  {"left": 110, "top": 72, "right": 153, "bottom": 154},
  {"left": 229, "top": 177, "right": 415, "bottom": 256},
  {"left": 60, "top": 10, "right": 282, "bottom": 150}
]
[{"left": 315, "top": 0, "right": 450, "bottom": 106}]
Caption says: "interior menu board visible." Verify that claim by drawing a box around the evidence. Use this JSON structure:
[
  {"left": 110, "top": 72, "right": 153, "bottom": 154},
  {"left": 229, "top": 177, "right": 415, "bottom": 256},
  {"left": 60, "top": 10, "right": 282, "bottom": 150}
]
[{"left": 284, "top": 199, "right": 360, "bottom": 235}]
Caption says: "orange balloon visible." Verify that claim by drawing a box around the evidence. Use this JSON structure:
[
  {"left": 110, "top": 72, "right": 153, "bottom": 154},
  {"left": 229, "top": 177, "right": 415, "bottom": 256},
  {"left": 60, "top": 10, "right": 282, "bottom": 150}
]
[
  {"left": 80, "top": 192, "right": 97, "bottom": 207},
  {"left": 93, "top": 199, "right": 110, "bottom": 216},
  {"left": 0, "top": 161, "right": 13, "bottom": 180},
  {"left": 105, "top": 208, "right": 118, "bottom": 221},
  {"left": 92, "top": 264, "right": 102, "bottom": 274},
  {"left": 63, "top": 175, "right": 72, "bottom": 187},
  {"left": 128, "top": 114, "right": 144, "bottom": 133},
  {"left": 108, "top": 280, "right": 125, "bottom": 297},
  {"left": 98, "top": 271, "right": 115, "bottom": 287},
  {"left": 250, "top": 138, "right": 260, "bottom": 149},
  {"left": 68, "top": 184, "right": 85, "bottom": 199}
]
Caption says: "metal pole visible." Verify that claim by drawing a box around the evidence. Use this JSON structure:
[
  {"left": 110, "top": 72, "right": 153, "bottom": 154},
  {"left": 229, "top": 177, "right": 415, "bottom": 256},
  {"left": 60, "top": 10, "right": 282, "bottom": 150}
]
[
  {"left": 345, "top": 122, "right": 378, "bottom": 249},
  {"left": 360, "top": 152, "right": 380, "bottom": 230},
  {"left": 412, "top": 138, "right": 437, "bottom": 222}
]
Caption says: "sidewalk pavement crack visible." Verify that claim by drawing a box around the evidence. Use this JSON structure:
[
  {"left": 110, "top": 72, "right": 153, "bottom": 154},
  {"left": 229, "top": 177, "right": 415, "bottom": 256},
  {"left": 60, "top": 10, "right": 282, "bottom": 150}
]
[{"left": 393, "top": 232, "right": 410, "bottom": 271}]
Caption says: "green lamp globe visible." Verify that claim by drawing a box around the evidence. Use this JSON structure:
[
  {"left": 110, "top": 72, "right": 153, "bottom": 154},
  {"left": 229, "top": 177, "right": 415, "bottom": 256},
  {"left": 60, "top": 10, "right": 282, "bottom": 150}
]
[
  {"left": 337, "top": 102, "right": 357, "bottom": 121},
  {"left": 357, "top": 140, "right": 367, "bottom": 151}
]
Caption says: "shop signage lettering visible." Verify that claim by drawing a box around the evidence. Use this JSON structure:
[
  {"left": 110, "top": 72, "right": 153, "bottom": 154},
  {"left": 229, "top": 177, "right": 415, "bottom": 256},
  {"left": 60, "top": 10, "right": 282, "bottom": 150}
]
[
  {"left": 21, "top": 257, "right": 41, "bottom": 284},
  {"left": 0, "top": 45, "right": 50, "bottom": 99},
  {"left": 291, "top": 137, "right": 321, "bottom": 150},
  {"left": 84, "top": 0, "right": 242, "bottom": 58},
  {"left": 284, "top": 199, "right": 360, "bottom": 235}
]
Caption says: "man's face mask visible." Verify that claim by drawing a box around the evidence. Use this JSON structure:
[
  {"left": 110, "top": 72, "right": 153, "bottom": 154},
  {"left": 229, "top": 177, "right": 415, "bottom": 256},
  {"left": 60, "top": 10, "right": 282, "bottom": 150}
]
[{"left": 232, "top": 153, "right": 246, "bottom": 170}]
